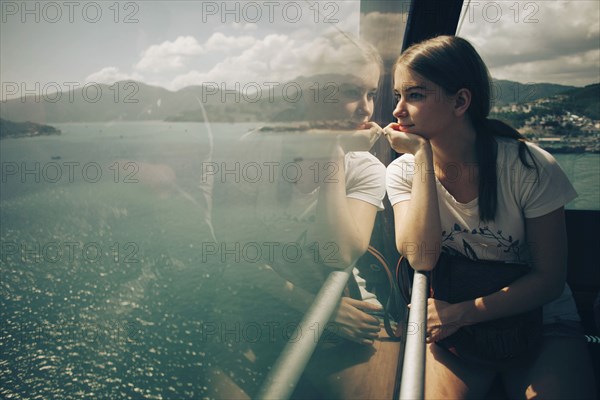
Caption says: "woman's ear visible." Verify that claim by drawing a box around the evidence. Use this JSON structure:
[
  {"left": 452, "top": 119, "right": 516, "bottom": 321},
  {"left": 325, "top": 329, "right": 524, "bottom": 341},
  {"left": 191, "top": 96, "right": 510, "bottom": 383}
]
[{"left": 454, "top": 88, "right": 471, "bottom": 117}]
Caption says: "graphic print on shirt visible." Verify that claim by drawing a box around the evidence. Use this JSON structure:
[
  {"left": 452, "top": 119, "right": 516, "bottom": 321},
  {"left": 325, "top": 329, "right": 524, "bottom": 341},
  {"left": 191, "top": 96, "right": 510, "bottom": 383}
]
[{"left": 441, "top": 223, "right": 522, "bottom": 262}]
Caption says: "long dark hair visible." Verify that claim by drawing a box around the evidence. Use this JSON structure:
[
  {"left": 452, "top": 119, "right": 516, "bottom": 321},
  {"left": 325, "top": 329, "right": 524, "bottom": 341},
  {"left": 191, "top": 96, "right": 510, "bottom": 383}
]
[{"left": 394, "top": 35, "right": 537, "bottom": 221}]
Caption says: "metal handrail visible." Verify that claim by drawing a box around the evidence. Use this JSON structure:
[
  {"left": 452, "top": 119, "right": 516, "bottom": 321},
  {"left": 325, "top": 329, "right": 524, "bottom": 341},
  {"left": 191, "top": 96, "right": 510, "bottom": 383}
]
[
  {"left": 255, "top": 262, "right": 429, "bottom": 400},
  {"left": 256, "top": 263, "right": 355, "bottom": 400},
  {"left": 398, "top": 271, "right": 429, "bottom": 400}
]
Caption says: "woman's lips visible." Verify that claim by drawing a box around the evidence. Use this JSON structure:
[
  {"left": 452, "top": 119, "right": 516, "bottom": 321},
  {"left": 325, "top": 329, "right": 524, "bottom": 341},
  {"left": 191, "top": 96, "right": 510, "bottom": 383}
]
[
  {"left": 355, "top": 121, "right": 370, "bottom": 130},
  {"left": 395, "top": 123, "right": 414, "bottom": 132}
]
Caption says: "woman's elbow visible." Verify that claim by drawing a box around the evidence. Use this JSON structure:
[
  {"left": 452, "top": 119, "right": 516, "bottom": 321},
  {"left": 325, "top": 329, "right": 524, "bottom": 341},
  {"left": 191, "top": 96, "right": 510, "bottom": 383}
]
[
  {"left": 547, "top": 280, "right": 566, "bottom": 303},
  {"left": 534, "top": 270, "right": 566, "bottom": 304},
  {"left": 405, "top": 254, "right": 439, "bottom": 271},
  {"left": 325, "top": 242, "right": 367, "bottom": 269},
  {"left": 331, "top": 250, "right": 356, "bottom": 269},
  {"left": 396, "top": 238, "right": 440, "bottom": 271}
]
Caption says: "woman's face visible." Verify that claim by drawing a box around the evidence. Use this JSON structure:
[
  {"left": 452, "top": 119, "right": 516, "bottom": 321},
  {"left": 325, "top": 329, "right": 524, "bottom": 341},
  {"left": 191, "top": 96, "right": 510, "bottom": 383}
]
[
  {"left": 304, "top": 62, "right": 380, "bottom": 128},
  {"left": 392, "top": 66, "right": 457, "bottom": 139}
]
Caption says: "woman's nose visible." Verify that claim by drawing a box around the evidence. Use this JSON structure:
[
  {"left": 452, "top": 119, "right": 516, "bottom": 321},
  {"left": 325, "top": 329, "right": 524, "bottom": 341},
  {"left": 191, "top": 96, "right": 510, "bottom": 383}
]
[
  {"left": 357, "top": 95, "right": 373, "bottom": 118},
  {"left": 393, "top": 99, "right": 407, "bottom": 119}
]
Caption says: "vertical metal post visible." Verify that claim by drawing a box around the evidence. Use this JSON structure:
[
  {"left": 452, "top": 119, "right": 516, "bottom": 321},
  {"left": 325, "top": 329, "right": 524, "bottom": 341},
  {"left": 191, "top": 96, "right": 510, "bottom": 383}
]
[{"left": 399, "top": 271, "right": 429, "bottom": 400}]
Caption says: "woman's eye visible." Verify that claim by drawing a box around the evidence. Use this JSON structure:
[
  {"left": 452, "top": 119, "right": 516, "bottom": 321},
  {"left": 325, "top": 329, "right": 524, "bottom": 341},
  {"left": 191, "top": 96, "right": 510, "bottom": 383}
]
[
  {"left": 409, "top": 92, "right": 424, "bottom": 100},
  {"left": 368, "top": 91, "right": 377, "bottom": 100},
  {"left": 342, "top": 88, "right": 360, "bottom": 98},
  {"left": 393, "top": 93, "right": 401, "bottom": 102}
]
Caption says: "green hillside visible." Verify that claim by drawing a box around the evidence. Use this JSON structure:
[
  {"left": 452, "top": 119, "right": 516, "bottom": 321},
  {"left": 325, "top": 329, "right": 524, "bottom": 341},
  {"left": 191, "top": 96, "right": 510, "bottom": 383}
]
[
  {"left": 491, "top": 80, "right": 577, "bottom": 107},
  {"left": 0, "top": 118, "right": 61, "bottom": 139}
]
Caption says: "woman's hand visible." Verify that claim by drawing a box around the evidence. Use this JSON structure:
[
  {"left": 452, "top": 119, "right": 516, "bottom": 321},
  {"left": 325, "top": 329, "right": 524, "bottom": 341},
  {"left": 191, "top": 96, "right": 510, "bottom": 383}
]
[
  {"left": 424, "top": 298, "right": 465, "bottom": 343},
  {"left": 309, "top": 121, "right": 381, "bottom": 186},
  {"left": 382, "top": 122, "right": 429, "bottom": 155},
  {"left": 329, "top": 297, "right": 382, "bottom": 345},
  {"left": 339, "top": 121, "right": 383, "bottom": 153}
]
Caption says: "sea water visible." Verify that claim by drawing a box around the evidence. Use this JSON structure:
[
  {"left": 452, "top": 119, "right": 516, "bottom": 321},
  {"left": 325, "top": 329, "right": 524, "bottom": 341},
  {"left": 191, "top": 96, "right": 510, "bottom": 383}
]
[
  {"left": 1, "top": 121, "right": 598, "bottom": 399},
  {"left": 0, "top": 121, "right": 257, "bottom": 399}
]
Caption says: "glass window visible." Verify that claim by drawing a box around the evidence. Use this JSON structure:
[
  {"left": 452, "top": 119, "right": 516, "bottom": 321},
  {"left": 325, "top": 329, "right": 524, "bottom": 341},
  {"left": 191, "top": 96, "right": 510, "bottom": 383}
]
[{"left": 1, "top": 2, "right": 407, "bottom": 399}]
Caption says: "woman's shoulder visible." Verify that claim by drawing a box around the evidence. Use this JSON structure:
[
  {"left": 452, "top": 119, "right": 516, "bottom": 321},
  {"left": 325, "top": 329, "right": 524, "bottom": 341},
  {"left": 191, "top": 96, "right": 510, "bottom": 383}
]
[
  {"left": 387, "top": 153, "right": 415, "bottom": 169},
  {"left": 386, "top": 153, "right": 416, "bottom": 181},
  {"left": 346, "top": 151, "right": 386, "bottom": 171},
  {"left": 495, "top": 136, "right": 559, "bottom": 168},
  {"left": 495, "top": 136, "right": 577, "bottom": 217},
  {"left": 386, "top": 154, "right": 417, "bottom": 189},
  {"left": 346, "top": 150, "right": 384, "bottom": 163}
]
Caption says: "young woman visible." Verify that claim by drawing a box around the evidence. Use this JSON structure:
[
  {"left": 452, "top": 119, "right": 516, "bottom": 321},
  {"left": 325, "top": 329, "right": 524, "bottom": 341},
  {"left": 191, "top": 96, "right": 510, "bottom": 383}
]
[
  {"left": 383, "top": 35, "right": 596, "bottom": 399},
  {"left": 204, "top": 32, "right": 392, "bottom": 399}
]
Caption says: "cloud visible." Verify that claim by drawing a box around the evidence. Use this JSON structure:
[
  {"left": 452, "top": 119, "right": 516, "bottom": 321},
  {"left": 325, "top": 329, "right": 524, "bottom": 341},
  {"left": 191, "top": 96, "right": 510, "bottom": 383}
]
[
  {"left": 168, "top": 32, "right": 382, "bottom": 91},
  {"left": 90, "top": 0, "right": 600, "bottom": 93},
  {"left": 134, "top": 36, "right": 204, "bottom": 73},
  {"left": 85, "top": 67, "right": 142, "bottom": 84},
  {"left": 133, "top": 33, "right": 259, "bottom": 77},
  {"left": 204, "top": 32, "right": 257, "bottom": 52},
  {"left": 458, "top": 1, "right": 599, "bottom": 84},
  {"left": 170, "top": 34, "right": 293, "bottom": 90},
  {"left": 491, "top": 48, "right": 600, "bottom": 86}
]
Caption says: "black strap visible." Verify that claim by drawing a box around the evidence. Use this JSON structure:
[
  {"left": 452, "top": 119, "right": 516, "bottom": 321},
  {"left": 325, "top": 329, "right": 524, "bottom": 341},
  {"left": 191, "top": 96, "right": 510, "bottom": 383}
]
[
  {"left": 366, "top": 246, "right": 403, "bottom": 340},
  {"left": 397, "top": 256, "right": 413, "bottom": 305}
]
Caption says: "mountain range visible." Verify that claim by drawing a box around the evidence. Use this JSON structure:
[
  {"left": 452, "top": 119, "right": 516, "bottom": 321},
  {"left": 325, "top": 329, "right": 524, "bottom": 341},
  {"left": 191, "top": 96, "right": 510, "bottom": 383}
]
[{"left": 0, "top": 79, "right": 596, "bottom": 124}]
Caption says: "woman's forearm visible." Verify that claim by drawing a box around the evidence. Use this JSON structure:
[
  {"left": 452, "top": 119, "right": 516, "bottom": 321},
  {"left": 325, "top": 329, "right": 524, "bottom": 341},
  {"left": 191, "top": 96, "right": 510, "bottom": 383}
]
[
  {"left": 458, "top": 270, "right": 563, "bottom": 325},
  {"left": 396, "top": 142, "right": 442, "bottom": 270},
  {"left": 311, "top": 154, "right": 372, "bottom": 268},
  {"left": 255, "top": 264, "right": 315, "bottom": 313},
  {"left": 458, "top": 208, "right": 568, "bottom": 325}
]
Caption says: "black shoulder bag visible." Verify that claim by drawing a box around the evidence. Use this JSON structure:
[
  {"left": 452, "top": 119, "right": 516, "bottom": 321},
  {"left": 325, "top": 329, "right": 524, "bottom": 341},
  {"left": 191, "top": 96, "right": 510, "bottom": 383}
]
[{"left": 400, "top": 253, "right": 543, "bottom": 369}]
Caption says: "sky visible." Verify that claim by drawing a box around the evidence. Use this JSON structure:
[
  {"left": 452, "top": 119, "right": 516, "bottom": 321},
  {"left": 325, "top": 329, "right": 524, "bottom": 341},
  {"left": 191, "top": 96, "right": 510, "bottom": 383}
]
[{"left": 1, "top": 0, "right": 599, "bottom": 100}]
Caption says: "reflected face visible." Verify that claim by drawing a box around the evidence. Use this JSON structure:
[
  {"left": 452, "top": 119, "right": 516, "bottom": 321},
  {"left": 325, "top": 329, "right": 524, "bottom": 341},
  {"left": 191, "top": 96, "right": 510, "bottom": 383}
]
[
  {"left": 304, "top": 62, "right": 380, "bottom": 128},
  {"left": 392, "top": 66, "right": 456, "bottom": 139}
]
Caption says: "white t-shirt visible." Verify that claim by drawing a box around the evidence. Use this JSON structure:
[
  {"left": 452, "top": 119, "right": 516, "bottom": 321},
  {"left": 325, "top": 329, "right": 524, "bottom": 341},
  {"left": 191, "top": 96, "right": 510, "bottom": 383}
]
[
  {"left": 232, "top": 146, "right": 386, "bottom": 299},
  {"left": 346, "top": 152, "right": 387, "bottom": 305},
  {"left": 386, "top": 137, "right": 580, "bottom": 323}
]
